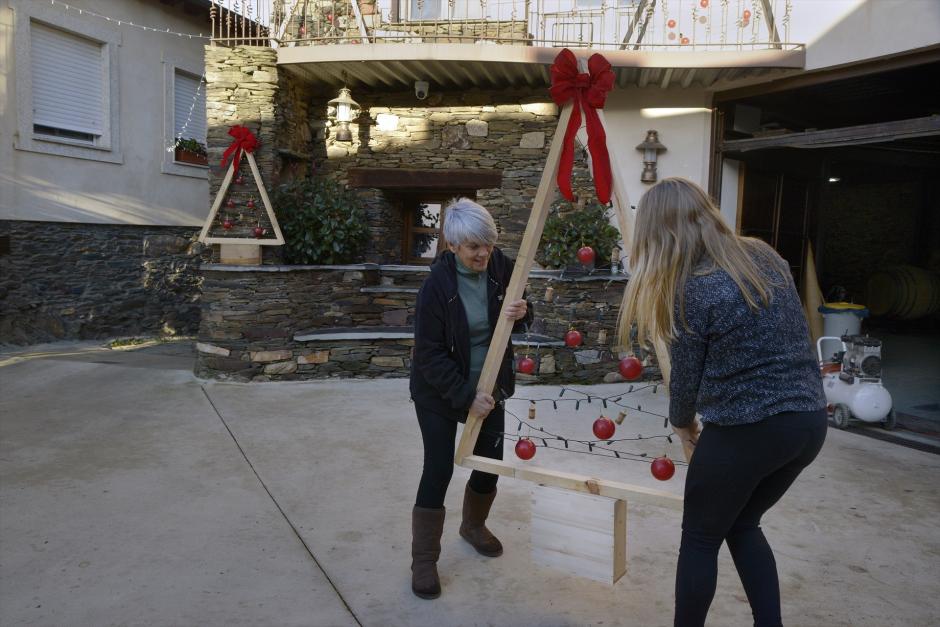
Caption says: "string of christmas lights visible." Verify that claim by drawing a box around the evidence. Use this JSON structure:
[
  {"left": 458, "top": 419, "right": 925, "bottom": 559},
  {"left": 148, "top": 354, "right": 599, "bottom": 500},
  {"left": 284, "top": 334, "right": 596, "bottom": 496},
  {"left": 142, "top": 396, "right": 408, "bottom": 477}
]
[
  {"left": 48, "top": 0, "right": 211, "bottom": 39},
  {"left": 497, "top": 405, "right": 689, "bottom": 468}
]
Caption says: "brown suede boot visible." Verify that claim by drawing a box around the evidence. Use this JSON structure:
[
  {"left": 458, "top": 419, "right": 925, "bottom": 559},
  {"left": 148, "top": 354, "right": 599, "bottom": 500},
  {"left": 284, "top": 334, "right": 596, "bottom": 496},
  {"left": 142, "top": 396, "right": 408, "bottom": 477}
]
[
  {"left": 411, "top": 506, "right": 445, "bottom": 599},
  {"left": 458, "top": 484, "right": 503, "bottom": 557}
]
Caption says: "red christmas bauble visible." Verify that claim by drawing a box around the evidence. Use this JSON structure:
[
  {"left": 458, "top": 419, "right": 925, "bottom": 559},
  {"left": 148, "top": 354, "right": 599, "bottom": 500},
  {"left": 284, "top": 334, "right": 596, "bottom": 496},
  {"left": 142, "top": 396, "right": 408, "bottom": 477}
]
[
  {"left": 246, "top": 199, "right": 255, "bottom": 209},
  {"left": 222, "top": 218, "right": 234, "bottom": 230},
  {"left": 515, "top": 438, "right": 536, "bottom": 460},
  {"left": 618, "top": 356, "right": 643, "bottom": 381},
  {"left": 700, "top": 0, "right": 709, "bottom": 8},
  {"left": 517, "top": 356, "right": 536, "bottom": 375},
  {"left": 592, "top": 416, "right": 616, "bottom": 440},
  {"left": 680, "top": 36, "right": 690, "bottom": 45},
  {"left": 743, "top": 9, "right": 751, "bottom": 19},
  {"left": 564, "top": 329, "right": 583, "bottom": 347},
  {"left": 253, "top": 226, "right": 265, "bottom": 238},
  {"left": 667, "top": 18, "right": 676, "bottom": 28},
  {"left": 651, "top": 456, "right": 676, "bottom": 481},
  {"left": 226, "top": 199, "right": 236, "bottom": 208},
  {"left": 576, "top": 246, "right": 596, "bottom": 266}
]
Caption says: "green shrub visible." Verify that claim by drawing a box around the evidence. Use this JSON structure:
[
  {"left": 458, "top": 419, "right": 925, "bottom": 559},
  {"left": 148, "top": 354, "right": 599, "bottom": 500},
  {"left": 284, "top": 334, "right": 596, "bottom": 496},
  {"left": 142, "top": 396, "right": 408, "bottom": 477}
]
[
  {"left": 273, "top": 177, "right": 370, "bottom": 264},
  {"left": 536, "top": 197, "right": 621, "bottom": 269}
]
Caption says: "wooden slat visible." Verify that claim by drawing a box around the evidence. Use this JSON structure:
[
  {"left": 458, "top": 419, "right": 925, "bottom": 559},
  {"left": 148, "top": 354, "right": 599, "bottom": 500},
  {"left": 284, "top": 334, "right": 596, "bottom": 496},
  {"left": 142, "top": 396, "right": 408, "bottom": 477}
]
[
  {"left": 347, "top": 167, "right": 502, "bottom": 190},
  {"left": 454, "top": 103, "right": 573, "bottom": 465},
  {"left": 719, "top": 115, "right": 940, "bottom": 153},
  {"left": 531, "top": 486, "right": 627, "bottom": 584},
  {"left": 462, "top": 455, "right": 682, "bottom": 510}
]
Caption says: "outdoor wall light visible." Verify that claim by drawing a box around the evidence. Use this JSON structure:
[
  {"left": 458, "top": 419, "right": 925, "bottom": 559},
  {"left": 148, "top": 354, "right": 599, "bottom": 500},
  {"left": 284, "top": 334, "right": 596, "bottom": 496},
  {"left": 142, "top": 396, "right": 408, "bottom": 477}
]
[
  {"left": 635, "top": 130, "right": 667, "bottom": 183},
  {"left": 328, "top": 87, "right": 361, "bottom": 143}
]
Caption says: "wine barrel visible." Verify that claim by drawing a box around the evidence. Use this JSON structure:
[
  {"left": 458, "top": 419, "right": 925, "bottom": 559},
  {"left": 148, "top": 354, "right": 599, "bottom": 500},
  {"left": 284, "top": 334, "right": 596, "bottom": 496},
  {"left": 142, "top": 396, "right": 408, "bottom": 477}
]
[{"left": 867, "top": 265, "right": 940, "bottom": 319}]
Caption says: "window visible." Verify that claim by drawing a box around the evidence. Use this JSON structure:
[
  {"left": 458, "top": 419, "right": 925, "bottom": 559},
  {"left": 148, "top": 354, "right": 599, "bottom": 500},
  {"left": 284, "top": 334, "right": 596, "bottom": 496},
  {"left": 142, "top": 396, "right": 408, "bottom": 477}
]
[
  {"left": 13, "top": 2, "right": 121, "bottom": 163},
  {"left": 173, "top": 70, "right": 207, "bottom": 148},
  {"left": 406, "top": 0, "right": 484, "bottom": 21},
  {"left": 162, "top": 53, "right": 208, "bottom": 178},
  {"left": 400, "top": 192, "right": 475, "bottom": 264},
  {"left": 30, "top": 22, "right": 105, "bottom": 145}
]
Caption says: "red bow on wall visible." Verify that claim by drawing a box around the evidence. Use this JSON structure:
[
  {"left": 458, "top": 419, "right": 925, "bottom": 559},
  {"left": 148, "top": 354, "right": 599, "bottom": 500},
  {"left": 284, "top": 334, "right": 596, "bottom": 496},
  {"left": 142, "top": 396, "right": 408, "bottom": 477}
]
[
  {"left": 549, "top": 49, "right": 615, "bottom": 205},
  {"left": 220, "top": 125, "right": 259, "bottom": 172}
]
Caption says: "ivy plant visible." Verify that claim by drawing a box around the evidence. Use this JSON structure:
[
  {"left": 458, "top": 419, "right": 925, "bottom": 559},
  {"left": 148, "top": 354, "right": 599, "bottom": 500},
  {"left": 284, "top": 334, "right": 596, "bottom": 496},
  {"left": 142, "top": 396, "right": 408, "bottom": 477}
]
[
  {"left": 536, "top": 196, "right": 621, "bottom": 270},
  {"left": 273, "top": 177, "right": 370, "bottom": 265}
]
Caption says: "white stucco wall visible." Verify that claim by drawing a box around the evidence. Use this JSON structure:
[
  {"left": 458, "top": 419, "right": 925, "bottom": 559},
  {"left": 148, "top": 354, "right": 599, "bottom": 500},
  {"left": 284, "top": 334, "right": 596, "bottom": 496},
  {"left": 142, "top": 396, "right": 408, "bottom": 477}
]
[
  {"left": 0, "top": 0, "right": 209, "bottom": 225},
  {"left": 600, "top": 88, "right": 713, "bottom": 212},
  {"left": 791, "top": 0, "right": 940, "bottom": 71}
]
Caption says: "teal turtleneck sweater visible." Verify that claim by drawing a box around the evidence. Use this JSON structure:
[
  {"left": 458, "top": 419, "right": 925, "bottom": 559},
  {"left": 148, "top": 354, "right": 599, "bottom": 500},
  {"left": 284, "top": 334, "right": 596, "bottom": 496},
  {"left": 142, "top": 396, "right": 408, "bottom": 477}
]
[{"left": 455, "top": 257, "right": 491, "bottom": 389}]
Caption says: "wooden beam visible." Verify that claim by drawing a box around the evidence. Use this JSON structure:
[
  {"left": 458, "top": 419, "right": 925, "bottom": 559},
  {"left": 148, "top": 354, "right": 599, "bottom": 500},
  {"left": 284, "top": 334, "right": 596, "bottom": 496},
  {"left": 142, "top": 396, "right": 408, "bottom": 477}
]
[
  {"left": 454, "top": 103, "right": 574, "bottom": 465},
  {"left": 462, "top": 455, "right": 682, "bottom": 510},
  {"left": 719, "top": 115, "right": 940, "bottom": 153},
  {"left": 713, "top": 45, "right": 940, "bottom": 103},
  {"left": 346, "top": 167, "right": 503, "bottom": 189}
]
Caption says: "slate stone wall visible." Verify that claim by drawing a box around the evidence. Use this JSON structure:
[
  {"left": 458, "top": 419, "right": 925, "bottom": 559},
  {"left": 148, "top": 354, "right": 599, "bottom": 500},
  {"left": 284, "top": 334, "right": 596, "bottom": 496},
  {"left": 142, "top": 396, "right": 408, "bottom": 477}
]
[
  {"left": 0, "top": 221, "right": 210, "bottom": 345},
  {"left": 195, "top": 264, "right": 659, "bottom": 384}
]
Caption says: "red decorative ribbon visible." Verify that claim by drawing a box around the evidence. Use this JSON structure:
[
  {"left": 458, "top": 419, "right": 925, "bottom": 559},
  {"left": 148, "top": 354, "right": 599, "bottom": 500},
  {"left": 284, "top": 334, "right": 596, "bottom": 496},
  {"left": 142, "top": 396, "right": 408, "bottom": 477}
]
[
  {"left": 549, "top": 49, "right": 615, "bottom": 205},
  {"left": 220, "top": 125, "right": 259, "bottom": 172}
]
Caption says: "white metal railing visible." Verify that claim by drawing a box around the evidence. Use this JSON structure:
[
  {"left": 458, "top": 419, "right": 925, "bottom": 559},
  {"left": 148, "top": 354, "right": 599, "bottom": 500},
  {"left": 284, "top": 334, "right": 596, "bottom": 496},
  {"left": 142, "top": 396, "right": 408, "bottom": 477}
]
[{"left": 210, "top": 0, "right": 798, "bottom": 51}]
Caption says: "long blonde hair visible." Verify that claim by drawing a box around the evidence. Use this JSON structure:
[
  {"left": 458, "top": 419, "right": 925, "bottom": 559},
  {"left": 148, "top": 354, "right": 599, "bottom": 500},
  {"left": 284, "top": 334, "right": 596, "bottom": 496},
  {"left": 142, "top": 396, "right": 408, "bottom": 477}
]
[{"left": 618, "top": 177, "right": 784, "bottom": 350}]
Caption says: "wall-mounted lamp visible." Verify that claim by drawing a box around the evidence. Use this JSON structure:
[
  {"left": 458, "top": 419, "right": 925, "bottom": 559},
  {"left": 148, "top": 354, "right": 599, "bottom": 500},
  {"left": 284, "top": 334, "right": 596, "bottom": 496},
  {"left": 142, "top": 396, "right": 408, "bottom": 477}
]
[
  {"left": 327, "top": 86, "right": 361, "bottom": 143},
  {"left": 635, "top": 130, "right": 667, "bottom": 183}
]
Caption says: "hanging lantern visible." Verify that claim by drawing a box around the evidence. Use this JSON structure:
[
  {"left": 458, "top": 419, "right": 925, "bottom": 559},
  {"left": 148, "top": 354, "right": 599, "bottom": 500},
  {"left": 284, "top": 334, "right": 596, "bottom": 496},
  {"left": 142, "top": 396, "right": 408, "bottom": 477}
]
[
  {"left": 327, "top": 86, "right": 361, "bottom": 143},
  {"left": 635, "top": 130, "right": 667, "bottom": 183}
]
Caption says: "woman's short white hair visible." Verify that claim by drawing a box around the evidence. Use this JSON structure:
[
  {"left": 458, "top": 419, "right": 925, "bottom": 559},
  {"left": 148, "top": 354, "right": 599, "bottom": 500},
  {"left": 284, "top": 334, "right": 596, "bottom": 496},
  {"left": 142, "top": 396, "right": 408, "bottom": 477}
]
[{"left": 443, "top": 197, "right": 498, "bottom": 247}]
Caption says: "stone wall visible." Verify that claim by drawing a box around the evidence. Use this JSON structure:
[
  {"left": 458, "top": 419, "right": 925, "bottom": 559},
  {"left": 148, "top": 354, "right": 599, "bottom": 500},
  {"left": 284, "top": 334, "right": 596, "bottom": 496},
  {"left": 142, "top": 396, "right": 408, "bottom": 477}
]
[
  {"left": 381, "top": 19, "right": 529, "bottom": 44},
  {"left": 316, "top": 89, "right": 562, "bottom": 263},
  {"left": 0, "top": 221, "right": 209, "bottom": 344},
  {"left": 205, "top": 45, "right": 279, "bottom": 201},
  {"left": 195, "top": 264, "right": 658, "bottom": 384}
]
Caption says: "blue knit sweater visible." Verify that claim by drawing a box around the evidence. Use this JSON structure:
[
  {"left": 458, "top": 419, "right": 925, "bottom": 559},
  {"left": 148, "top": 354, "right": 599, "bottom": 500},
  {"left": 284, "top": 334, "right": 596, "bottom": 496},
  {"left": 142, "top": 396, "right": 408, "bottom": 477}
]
[{"left": 668, "top": 243, "right": 826, "bottom": 428}]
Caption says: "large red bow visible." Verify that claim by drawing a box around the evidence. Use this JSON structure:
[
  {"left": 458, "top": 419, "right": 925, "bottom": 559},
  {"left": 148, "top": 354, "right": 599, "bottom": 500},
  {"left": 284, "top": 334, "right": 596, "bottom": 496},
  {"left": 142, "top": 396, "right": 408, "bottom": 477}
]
[
  {"left": 549, "top": 49, "right": 615, "bottom": 205},
  {"left": 220, "top": 125, "right": 259, "bottom": 172}
]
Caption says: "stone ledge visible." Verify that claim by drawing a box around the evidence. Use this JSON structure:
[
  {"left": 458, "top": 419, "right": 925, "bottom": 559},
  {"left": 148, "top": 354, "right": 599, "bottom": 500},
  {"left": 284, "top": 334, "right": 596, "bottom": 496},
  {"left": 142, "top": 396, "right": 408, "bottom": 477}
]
[
  {"left": 360, "top": 286, "right": 420, "bottom": 294},
  {"left": 296, "top": 326, "right": 415, "bottom": 341},
  {"left": 201, "top": 262, "right": 628, "bottom": 283}
]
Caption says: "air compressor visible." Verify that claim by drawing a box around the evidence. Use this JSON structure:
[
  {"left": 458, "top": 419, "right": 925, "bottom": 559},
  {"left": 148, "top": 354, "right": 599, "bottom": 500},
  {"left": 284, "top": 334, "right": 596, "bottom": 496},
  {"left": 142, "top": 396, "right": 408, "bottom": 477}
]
[{"left": 817, "top": 335, "right": 895, "bottom": 430}]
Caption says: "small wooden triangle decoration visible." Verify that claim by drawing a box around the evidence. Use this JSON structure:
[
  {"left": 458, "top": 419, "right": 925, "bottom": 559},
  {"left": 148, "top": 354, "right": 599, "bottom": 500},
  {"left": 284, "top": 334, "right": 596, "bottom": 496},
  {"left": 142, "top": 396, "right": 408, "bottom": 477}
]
[{"left": 199, "top": 152, "right": 284, "bottom": 246}]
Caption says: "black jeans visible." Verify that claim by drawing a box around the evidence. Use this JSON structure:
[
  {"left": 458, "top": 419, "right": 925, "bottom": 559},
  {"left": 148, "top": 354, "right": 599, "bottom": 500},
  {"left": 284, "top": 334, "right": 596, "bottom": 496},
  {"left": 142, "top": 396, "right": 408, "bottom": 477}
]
[
  {"left": 414, "top": 404, "right": 505, "bottom": 509},
  {"left": 675, "top": 409, "right": 827, "bottom": 627}
]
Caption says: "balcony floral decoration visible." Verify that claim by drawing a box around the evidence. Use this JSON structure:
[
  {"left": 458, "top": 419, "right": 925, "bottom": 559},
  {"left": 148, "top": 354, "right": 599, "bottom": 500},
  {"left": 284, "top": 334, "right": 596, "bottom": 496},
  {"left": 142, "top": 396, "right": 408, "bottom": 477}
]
[{"left": 174, "top": 137, "right": 208, "bottom": 166}]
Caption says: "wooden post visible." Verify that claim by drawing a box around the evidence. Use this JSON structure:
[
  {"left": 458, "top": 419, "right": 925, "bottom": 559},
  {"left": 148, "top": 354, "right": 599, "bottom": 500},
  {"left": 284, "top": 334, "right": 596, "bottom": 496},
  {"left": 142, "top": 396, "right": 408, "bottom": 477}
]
[{"left": 454, "top": 103, "right": 574, "bottom": 466}]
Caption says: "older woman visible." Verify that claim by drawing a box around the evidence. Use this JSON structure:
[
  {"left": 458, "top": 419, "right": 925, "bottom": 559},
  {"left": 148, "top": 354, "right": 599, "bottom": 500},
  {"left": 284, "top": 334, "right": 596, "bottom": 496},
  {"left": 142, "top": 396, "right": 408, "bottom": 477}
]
[
  {"left": 619, "top": 178, "right": 827, "bottom": 627},
  {"left": 408, "top": 198, "right": 531, "bottom": 600}
]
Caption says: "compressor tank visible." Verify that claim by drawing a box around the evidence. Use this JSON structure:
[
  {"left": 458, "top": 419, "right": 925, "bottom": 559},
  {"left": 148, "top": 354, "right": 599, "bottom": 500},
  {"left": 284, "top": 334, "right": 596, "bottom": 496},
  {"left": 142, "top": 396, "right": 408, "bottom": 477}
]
[{"left": 822, "top": 374, "right": 893, "bottom": 422}]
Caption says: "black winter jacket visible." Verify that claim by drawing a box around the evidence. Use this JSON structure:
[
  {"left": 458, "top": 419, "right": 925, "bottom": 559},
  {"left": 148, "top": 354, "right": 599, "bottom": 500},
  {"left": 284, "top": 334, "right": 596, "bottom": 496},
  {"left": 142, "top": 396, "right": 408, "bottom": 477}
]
[{"left": 409, "top": 248, "right": 532, "bottom": 422}]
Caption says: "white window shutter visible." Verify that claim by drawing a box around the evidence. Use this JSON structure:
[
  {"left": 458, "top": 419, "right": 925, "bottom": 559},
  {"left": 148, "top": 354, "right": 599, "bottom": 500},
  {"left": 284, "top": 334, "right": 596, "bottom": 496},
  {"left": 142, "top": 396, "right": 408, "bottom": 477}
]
[
  {"left": 174, "top": 70, "right": 206, "bottom": 143},
  {"left": 30, "top": 21, "right": 105, "bottom": 136}
]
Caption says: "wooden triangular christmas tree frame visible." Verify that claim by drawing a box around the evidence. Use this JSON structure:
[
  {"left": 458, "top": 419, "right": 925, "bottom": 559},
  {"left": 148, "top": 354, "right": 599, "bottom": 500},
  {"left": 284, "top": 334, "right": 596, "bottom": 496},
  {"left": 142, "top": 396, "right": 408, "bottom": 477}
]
[
  {"left": 453, "top": 100, "right": 682, "bottom": 511},
  {"left": 199, "top": 152, "right": 284, "bottom": 246}
]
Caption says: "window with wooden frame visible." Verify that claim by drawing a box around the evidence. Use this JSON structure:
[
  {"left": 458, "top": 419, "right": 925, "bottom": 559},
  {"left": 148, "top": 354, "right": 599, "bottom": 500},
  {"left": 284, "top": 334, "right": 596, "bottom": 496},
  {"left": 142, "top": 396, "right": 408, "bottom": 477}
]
[{"left": 399, "top": 192, "right": 475, "bottom": 264}]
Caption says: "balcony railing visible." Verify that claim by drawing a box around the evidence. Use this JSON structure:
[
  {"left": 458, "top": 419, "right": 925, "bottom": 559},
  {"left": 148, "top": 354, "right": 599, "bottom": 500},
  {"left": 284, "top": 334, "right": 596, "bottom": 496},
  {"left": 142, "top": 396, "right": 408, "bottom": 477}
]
[{"left": 210, "top": 0, "right": 797, "bottom": 51}]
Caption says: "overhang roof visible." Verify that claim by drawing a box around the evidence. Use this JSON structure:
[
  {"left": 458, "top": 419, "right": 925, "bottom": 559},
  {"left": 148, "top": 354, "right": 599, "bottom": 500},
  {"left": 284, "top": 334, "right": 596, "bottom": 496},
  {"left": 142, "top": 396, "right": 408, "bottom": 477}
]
[{"left": 277, "top": 43, "right": 805, "bottom": 92}]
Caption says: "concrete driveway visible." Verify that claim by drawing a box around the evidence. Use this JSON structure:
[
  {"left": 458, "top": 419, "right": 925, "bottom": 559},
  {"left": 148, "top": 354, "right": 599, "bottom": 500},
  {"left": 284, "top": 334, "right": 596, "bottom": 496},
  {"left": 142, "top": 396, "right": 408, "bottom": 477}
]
[{"left": 1, "top": 341, "right": 938, "bottom": 626}]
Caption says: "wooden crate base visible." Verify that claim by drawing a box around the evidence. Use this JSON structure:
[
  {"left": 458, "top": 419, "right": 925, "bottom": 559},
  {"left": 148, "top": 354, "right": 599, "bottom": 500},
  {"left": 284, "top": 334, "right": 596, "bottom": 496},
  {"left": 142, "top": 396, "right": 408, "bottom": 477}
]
[
  {"left": 220, "top": 243, "right": 261, "bottom": 265},
  {"left": 531, "top": 485, "right": 627, "bottom": 585}
]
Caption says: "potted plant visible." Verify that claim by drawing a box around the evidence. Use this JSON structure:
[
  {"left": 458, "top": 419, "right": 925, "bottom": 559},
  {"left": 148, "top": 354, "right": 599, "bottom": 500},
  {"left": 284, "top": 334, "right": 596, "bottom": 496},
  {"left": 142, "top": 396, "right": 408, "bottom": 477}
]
[
  {"left": 536, "top": 196, "right": 621, "bottom": 272},
  {"left": 272, "top": 177, "right": 370, "bottom": 264},
  {"left": 174, "top": 137, "right": 208, "bottom": 166}
]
